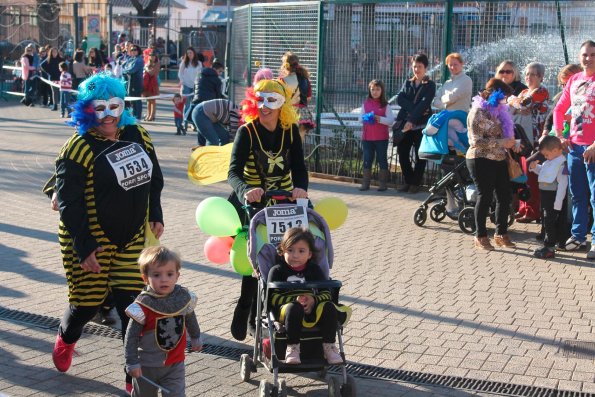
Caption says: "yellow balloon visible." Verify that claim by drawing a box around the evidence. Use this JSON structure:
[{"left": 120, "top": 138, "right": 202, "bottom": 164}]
[{"left": 314, "top": 197, "right": 348, "bottom": 230}]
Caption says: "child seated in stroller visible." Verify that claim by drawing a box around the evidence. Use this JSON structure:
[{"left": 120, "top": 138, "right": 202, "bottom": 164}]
[{"left": 268, "top": 227, "right": 346, "bottom": 365}]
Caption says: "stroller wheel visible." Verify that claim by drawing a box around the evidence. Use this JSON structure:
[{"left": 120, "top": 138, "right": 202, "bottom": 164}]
[
  {"left": 239, "top": 353, "right": 252, "bottom": 382},
  {"left": 458, "top": 207, "right": 476, "bottom": 234},
  {"left": 328, "top": 376, "right": 341, "bottom": 397},
  {"left": 430, "top": 203, "right": 447, "bottom": 223},
  {"left": 413, "top": 208, "right": 427, "bottom": 227},
  {"left": 341, "top": 374, "right": 357, "bottom": 397},
  {"left": 258, "top": 379, "right": 272, "bottom": 397}
]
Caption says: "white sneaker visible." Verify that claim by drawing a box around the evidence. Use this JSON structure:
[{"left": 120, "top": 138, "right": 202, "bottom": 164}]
[
  {"left": 285, "top": 344, "right": 301, "bottom": 364},
  {"left": 323, "top": 343, "right": 343, "bottom": 365},
  {"left": 565, "top": 236, "right": 587, "bottom": 251},
  {"left": 587, "top": 245, "right": 595, "bottom": 260}
]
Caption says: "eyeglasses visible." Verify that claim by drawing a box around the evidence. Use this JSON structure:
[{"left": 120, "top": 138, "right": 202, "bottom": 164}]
[
  {"left": 498, "top": 69, "right": 514, "bottom": 75},
  {"left": 526, "top": 72, "right": 540, "bottom": 77}
]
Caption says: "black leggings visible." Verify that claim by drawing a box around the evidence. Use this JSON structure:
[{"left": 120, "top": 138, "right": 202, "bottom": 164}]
[
  {"left": 59, "top": 288, "right": 139, "bottom": 344},
  {"left": 284, "top": 302, "right": 337, "bottom": 345},
  {"left": 466, "top": 157, "right": 512, "bottom": 237},
  {"left": 397, "top": 129, "right": 426, "bottom": 186}
]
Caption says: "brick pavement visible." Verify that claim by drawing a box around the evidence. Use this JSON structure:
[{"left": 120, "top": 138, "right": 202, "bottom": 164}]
[{"left": 1, "top": 98, "right": 595, "bottom": 396}]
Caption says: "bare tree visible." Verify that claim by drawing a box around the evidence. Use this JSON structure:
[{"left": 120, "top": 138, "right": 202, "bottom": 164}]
[
  {"left": 130, "top": 0, "right": 161, "bottom": 29},
  {"left": 37, "top": 0, "right": 60, "bottom": 47}
]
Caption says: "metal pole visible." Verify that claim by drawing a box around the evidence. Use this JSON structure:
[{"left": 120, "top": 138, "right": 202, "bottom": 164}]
[
  {"left": 441, "top": 0, "right": 454, "bottom": 83},
  {"left": 108, "top": 2, "right": 113, "bottom": 57},
  {"left": 73, "top": 3, "right": 79, "bottom": 48},
  {"left": 314, "top": 0, "right": 324, "bottom": 136},
  {"left": 556, "top": 0, "right": 569, "bottom": 65},
  {"left": 167, "top": 0, "right": 171, "bottom": 55},
  {"left": 224, "top": 0, "right": 231, "bottom": 80}
]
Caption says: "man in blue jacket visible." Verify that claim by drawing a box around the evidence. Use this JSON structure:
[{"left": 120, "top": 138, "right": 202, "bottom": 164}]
[{"left": 122, "top": 45, "right": 144, "bottom": 119}]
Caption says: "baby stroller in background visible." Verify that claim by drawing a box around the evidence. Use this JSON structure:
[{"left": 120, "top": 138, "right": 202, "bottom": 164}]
[
  {"left": 239, "top": 191, "right": 356, "bottom": 397},
  {"left": 414, "top": 112, "right": 521, "bottom": 234}
]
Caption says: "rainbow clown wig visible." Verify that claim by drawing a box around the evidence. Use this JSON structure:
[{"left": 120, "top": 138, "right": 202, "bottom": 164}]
[
  {"left": 240, "top": 79, "right": 298, "bottom": 130},
  {"left": 68, "top": 73, "right": 136, "bottom": 135}
]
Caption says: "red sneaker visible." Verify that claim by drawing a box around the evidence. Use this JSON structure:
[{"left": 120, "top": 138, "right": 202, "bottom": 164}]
[{"left": 52, "top": 333, "right": 76, "bottom": 372}]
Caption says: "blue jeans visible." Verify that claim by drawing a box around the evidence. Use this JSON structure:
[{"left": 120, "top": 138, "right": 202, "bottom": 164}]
[
  {"left": 60, "top": 91, "right": 71, "bottom": 115},
  {"left": 567, "top": 143, "right": 595, "bottom": 242},
  {"left": 191, "top": 105, "right": 230, "bottom": 146},
  {"left": 175, "top": 118, "right": 183, "bottom": 129},
  {"left": 362, "top": 140, "right": 389, "bottom": 170}
]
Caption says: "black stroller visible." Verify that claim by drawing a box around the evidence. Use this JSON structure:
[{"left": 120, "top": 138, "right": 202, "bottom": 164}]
[
  {"left": 414, "top": 153, "right": 516, "bottom": 234},
  {"left": 239, "top": 193, "right": 356, "bottom": 397}
]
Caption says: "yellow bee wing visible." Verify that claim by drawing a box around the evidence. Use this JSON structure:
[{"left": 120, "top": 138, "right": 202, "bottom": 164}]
[{"left": 187, "top": 143, "right": 233, "bottom": 186}]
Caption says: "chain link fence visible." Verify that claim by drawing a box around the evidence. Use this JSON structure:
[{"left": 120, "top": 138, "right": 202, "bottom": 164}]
[{"left": 230, "top": 0, "right": 595, "bottom": 181}]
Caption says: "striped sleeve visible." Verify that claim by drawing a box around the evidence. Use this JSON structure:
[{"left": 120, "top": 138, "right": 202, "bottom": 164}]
[{"left": 56, "top": 134, "right": 99, "bottom": 262}]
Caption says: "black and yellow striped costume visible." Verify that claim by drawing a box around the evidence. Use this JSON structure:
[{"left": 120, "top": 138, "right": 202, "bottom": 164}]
[
  {"left": 228, "top": 120, "right": 308, "bottom": 209},
  {"left": 55, "top": 124, "right": 164, "bottom": 307},
  {"left": 269, "top": 262, "right": 351, "bottom": 330},
  {"left": 227, "top": 120, "right": 309, "bottom": 341}
]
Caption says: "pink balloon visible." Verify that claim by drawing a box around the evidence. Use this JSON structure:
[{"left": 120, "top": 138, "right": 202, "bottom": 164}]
[{"left": 204, "top": 236, "right": 234, "bottom": 264}]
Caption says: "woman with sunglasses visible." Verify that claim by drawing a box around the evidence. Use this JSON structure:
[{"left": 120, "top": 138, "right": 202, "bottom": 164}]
[
  {"left": 50, "top": 74, "right": 164, "bottom": 396},
  {"left": 227, "top": 79, "right": 308, "bottom": 341},
  {"left": 495, "top": 60, "right": 527, "bottom": 96}
]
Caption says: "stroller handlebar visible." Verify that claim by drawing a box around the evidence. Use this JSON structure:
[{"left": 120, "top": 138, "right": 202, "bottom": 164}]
[
  {"left": 266, "top": 280, "right": 342, "bottom": 290},
  {"left": 265, "top": 190, "right": 293, "bottom": 201}
]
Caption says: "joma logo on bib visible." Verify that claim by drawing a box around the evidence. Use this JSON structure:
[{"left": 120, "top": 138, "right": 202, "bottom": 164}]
[
  {"left": 272, "top": 208, "right": 297, "bottom": 216},
  {"left": 106, "top": 143, "right": 153, "bottom": 191},
  {"left": 114, "top": 147, "right": 137, "bottom": 161}
]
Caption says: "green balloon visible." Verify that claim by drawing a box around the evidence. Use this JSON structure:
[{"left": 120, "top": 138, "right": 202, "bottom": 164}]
[
  {"left": 195, "top": 197, "right": 242, "bottom": 237},
  {"left": 230, "top": 231, "right": 253, "bottom": 276}
]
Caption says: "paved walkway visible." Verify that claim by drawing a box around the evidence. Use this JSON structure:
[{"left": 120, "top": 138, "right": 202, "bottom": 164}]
[{"left": 1, "top": 98, "right": 595, "bottom": 396}]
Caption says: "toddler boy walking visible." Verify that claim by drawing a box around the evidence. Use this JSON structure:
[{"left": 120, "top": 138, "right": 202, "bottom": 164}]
[
  {"left": 530, "top": 136, "right": 569, "bottom": 259},
  {"left": 124, "top": 246, "right": 202, "bottom": 396},
  {"left": 58, "top": 62, "right": 72, "bottom": 118},
  {"left": 173, "top": 93, "right": 186, "bottom": 136}
]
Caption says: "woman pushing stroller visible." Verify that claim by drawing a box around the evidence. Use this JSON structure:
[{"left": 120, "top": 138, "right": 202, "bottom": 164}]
[
  {"left": 228, "top": 79, "right": 309, "bottom": 341},
  {"left": 269, "top": 227, "right": 349, "bottom": 365}
]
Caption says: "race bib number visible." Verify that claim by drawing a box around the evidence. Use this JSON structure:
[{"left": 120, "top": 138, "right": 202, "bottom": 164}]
[
  {"left": 106, "top": 143, "right": 153, "bottom": 191},
  {"left": 264, "top": 205, "right": 309, "bottom": 244}
]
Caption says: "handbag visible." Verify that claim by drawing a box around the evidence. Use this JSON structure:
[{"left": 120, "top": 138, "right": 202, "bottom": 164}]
[
  {"left": 507, "top": 151, "right": 523, "bottom": 180},
  {"left": 392, "top": 119, "right": 406, "bottom": 146}
]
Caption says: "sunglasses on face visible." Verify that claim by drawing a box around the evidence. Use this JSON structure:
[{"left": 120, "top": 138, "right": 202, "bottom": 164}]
[{"left": 498, "top": 69, "right": 513, "bottom": 75}]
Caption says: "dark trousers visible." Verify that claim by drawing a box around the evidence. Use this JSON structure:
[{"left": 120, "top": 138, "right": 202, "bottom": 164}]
[
  {"left": 466, "top": 157, "right": 512, "bottom": 237},
  {"left": 540, "top": 189, "right": 569, "bottom": 248},
  {"left": 397, "top": 129, "right": 426, "bottom": 186},
  {"left": 50, "top": 86, "right": 59, "bottom": 109},
  {"left": 236, "top": 276, "right": 258, "bottom": 326},
  {"left": 22, "top": 78, "right": 34, "bottom": 105},
  {"left": 59, "top": 288, "right": 138, "bottom": 344},
  {"left": 284, "top": 302, "right": 337, "bottom": 345},
  {"left": 39, "top": 78, "right": 50, "bottom": 105}
]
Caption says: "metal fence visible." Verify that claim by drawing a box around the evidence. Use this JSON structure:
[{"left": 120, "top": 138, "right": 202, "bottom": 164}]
[
  {"left": 0, "top": 3, "right": 221, "bottom": 65},
  {"left": 230, "top": 0, "right": 595, "bottom": 181}
]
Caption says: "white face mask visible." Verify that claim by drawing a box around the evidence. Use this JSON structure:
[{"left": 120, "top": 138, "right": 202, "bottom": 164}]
[
  {"left": 92, "top": 97, "right": 125, "bottom": 120},
  {"left": 255, "top": 91, "right": 285, "bottom": 110}
]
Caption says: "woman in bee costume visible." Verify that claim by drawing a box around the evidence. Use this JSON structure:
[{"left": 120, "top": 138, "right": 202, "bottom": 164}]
[
  {"left": 228, "top": 79, "right": 308, "bottom": 341},
  {"left": 51, "top": 74, "right": 164, "bottom": 389}
]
